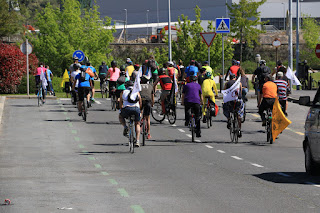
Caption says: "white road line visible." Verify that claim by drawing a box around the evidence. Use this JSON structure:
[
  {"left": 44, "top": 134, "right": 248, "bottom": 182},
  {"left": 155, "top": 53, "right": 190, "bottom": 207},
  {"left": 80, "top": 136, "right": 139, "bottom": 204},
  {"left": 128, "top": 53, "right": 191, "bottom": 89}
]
[
  {"left": 95, "top": 100, "right": 101, "bottom": 104},
  {"left": 171, "top": 124, "right": 177, "bottom": 127},
  {"left": 178, "top": 129, "right": 185, "bottom": 133},
  {"left": 205, "top": 145, "right": 214, "bottom": 149},
  {"left": 177, "top": 103, "right": 181, "bottom": 106},
  {"left": 231, "top": 156, "right": 243, "bottom": 160},
  {"left": 277, "top": 172, "right": 291, "bottom": 177},
  {"left": 60, "top": 98, "right": 71, "bottom": 101},
  {"left": 306, "top": 182, "right": 320, "bottom": 188},
  {"left": 250, "top": 163, "right": 264, "bottom": 168},
  {"left": 186, "top": 134, "right": 192, "bottom": 138},
  {"left": 217, "top": 150, "right": 225, "bottom": 153},
  {"left": 195, "top": 140, "right": 201, "bottom": 143}
]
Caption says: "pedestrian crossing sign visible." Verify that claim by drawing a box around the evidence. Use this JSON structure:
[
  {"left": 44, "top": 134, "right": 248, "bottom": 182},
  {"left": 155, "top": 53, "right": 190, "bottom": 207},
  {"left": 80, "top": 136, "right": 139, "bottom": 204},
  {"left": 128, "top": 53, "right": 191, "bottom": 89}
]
[{"left": 216, "top": 18, "right": 230, "bottom": 33}]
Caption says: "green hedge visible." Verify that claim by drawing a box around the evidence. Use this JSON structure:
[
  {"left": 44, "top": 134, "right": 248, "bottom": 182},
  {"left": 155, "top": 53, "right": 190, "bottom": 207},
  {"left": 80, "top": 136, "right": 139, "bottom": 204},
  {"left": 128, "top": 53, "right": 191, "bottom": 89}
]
[{"left": 17, "top": 75, "right": 64, "bottom": 94}]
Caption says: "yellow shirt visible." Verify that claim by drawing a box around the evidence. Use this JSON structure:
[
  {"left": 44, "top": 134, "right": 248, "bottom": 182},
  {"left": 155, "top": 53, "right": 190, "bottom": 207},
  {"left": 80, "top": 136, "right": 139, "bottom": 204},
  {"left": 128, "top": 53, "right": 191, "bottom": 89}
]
[
  {"left": 125, "top": 65, "right": 135, "bottom": 77},
  {"left": 202, "top": 79, "right": 218, "bottom": 96}
]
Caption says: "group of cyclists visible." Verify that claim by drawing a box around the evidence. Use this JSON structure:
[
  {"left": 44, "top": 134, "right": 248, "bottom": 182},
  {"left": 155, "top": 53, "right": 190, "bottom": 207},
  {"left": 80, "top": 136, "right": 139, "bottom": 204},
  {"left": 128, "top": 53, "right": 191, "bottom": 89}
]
[
  {"left": 58, "top": 54, "right": 290, "bottom": 148},
  {"left": 34, "top": 62, "right": 55, "bottom": 104}
]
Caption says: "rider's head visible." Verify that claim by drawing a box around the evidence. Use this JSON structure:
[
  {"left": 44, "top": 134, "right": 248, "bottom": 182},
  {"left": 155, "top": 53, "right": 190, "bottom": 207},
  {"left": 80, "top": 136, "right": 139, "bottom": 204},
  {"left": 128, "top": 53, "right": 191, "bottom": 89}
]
[
  {"left": 190, "top": 75, "right": 197, "bottom": 82},
  {"left": 120, "top": 65, "right": 126, "bottom": 72},
  {"left": 277, "top": 60, "right": 282, "bottom": 66},
  {"left": 232, "top": 59, "right": 237, "bottom": 65},
  {"left": 276, "top": 72, "right": 283, "bottom": 80},
  {"left": 203, "top": 61, "right": 209, "bottom": 66},
  {"left": 230, "top": 73, "right": 236, "bottom": 80},
  {"left": 260, "top": 60, "right": 266, "bottom": 66},
  {"left": 73, "top": 63, "right": 80, "bottom": 70},
  {"left": 265, "top": 74, "right": 273, "bottom": 82},
  {"left": 73, "top": 56, "right": 79, "bottom": 62},
  {"left": 205, "top": 72, "right": 212, "bottom": 79},
  {"left": 190, "top": 60, "right": 195, "bottom": 66},
  {"left": 200, "top": 68, "right": 206, "bottom": 74},
  {"left": 236, "top": 61, "right": 240, "bottom": 66},
  {"left": 102, "top": 61, "right": 106, "bottom": 65},
  {"left": 111, "top": 60, "right": 117, "bottom": 67},
  {"left": 86, "top": 61, "right": 91, "bottom": 66},
  {"left": 158, "top": 68, "right": 165, "bottom": 75},
  {"left": 134, "top": 64, "right": 140, "bottom": 71},
  {"left": 168, "top": 61, "right": 174, "bottom": 67}
]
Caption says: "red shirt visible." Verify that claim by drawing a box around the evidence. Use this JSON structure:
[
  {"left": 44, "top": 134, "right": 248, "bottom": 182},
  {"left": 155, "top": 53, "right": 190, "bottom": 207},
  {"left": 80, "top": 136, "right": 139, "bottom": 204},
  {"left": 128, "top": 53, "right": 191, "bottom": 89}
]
[
  {"left": 159, "top": 74, "right": 172, "bottom": 91},
  {"left": 229, "top": 65, "right": 240, "bottom": 76}
]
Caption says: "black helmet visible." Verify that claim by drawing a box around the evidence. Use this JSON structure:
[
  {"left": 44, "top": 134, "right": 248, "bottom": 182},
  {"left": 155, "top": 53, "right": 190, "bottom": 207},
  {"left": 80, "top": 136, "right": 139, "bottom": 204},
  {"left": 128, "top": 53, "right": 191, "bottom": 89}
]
[
  {"left": 158, "top": 68, "right": 165, "bottom": 75},
  {"left": 125, "top": 80, "right": 134, "bottom": 87},
  {"left": 259, "top": 60, "right": 266, "bottom": 65},
  {"left": 111, "top": 60, "right": 117, "bottom": 67},
  {"left": 86, "top": 61, "right": 91, "bottom": 66},
  {"left": 73, "top": 56, "right": 79, "bottom": 61},
  {"left": 73, "top": 63, "right": 80, "bottom": 70},
  {"left": 190, "top": 75, "right": 197, "bottom": 82}
]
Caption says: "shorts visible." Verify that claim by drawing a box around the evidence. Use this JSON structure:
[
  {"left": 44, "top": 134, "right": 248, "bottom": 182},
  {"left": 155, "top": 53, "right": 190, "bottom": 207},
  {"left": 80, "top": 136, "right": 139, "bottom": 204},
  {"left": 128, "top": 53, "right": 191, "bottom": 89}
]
[
  {"left": 142, "top": 100, "right": 151, "bottom": 116},
  {"left": 223, "top": 100, "right": 244, "bottom": 119},
  {"left": 109, "top": 81, "right": 117, "bottom": 92},
  {"left": 78, "top": 87, "right": 90, "bottom": 101},
  {"left": 160, "top": 90, "right": 170, "bottom": 101},
  {"left": 115, "top": 89, "right": 123, "bottom": 99},
  {"left": 120, "top": 107, "right": 141, "bottom": 122},
  {"left": 91, "top": 80, "right": 95, "bottom": 87}
]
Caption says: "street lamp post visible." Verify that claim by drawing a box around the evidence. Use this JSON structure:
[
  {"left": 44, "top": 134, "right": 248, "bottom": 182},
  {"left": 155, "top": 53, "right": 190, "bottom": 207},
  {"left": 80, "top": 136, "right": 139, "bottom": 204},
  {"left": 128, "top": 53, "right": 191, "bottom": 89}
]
[
  {"left": 255, "top": 54, "right": 261, "bottom": 68},
  {"left": 124, "top": 9, "right": 127, "bottom": 43},
  {"left": 147, "top": 10, "right": 149, "bottom": 42},
  {"left": 168, "top": 0, "right": 172, "bottom": 62}
]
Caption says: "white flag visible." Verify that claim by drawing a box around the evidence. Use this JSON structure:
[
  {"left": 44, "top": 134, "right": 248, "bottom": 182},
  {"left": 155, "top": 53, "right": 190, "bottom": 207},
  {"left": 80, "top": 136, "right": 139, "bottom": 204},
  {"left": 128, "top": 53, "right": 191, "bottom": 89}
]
[
  {"left": 130, "top": 70, "right": 142, "bottom": 100},
  {"left": 286, "top": 66, "right": 301, "bottom": 86},
  {"left": 40, "top": 68, "right": 48, "bottom": 89},
  {"left": 126, "top": 70, "right": 130, "bottom": 80},
  {"left": 146, "top": 67, "right": 152, "bottom": 79},
  {"left": 138, "top": 66, "right": 143, "bottom": 77},
  {"left": 174, "top": 72, "right": 178, "bottom": 93},
  {"left": 222, "top": 76, "right": 241, "bottom": 103}
]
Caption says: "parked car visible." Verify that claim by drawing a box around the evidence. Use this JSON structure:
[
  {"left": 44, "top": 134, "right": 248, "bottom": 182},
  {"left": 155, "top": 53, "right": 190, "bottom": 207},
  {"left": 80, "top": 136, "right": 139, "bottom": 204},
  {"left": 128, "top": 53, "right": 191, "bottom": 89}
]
[{"left": 302, "top": 87, "right": 320, "bottom": 175}]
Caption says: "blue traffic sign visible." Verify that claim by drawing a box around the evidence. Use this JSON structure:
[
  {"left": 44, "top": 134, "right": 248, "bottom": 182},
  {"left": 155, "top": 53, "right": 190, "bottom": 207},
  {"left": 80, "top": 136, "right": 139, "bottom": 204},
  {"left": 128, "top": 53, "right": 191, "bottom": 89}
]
[
  {"left": 72, "top": 50, "right": 85, "bottom": 62},
  {"left": 216, "top": 18, "right": 230, "bottom": 33}
]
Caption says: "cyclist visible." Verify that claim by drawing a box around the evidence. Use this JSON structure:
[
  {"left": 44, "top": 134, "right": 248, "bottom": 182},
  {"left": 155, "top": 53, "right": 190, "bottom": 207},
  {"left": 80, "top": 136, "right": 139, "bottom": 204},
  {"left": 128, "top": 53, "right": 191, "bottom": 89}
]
[
  {"left": 181, "top": 75, "right": 203, "bottom": 137},
  {"left": 119, "top": 81, "right": 142, "bottom": 147},
  {"left": 274, "top": 72, "right": 289, "bottom": 116},
  {"left": 240, "top": 68, "right": 249, "bottom": 102},
  {"left": 86, "top": 62, "right": 97, "bottom": 102},
  {"left": 258, "top": 74, "right": 277, "bottom": 126},
  {"left": 35, "top": 62, "right": 47, "bottom": 102},
  {"left": 201, "top": 72, "right": 218, "bottom": 123},
  {"left": 148, "top": 55, "right": 159, "bottom": 83},
  {"left": 125, "top": 60, "right": 135, "bottom": 78},
  {"left": 99, "top": 61, "right": 108, "bottom": 91},
  {"left": 140, "top": 75, "right": 154, "bottom": 139},
  {"left": 223, "top": 73, "right": 243, "bottom": 137},
  {"left": 106, "top": 60, "right": 120, "bottom": 97},
  {"left": 131, "top": 64, "right": 140, "bottom": 81},
  {"left": 167, "top": 61, "right": 178, "bottom": 80},
  {"left": 177, "top": 59, "right": 185, "bottom": 81},
  {"left": 202, "top": 61, "right": 214, "bottom": 79},
  {"left": 70, "top": 64, "right": 81, "bottom": 104},
  {"left": 73, "top": 67, "right": 92, "bottom": 116},
  {"left": 45, "top": 65, "right": 55, "bottom": 96},
  {"left": 184, "top": 60, "right": 199, "bottom": 82},
  {"left": 197, "top": 68, "right": 207, "bottom": 86},
  {"left": 116, "top": 66, "right": 129, "bottom": 108},
  {"left": 225, "top": 59, "right": 240, "bottom": 80},
  {"left": 252, "top": 60, "right": 271, "bottom": 107},
  {"left": 153, "top": 68, "right": 173, "bottom": 114}
]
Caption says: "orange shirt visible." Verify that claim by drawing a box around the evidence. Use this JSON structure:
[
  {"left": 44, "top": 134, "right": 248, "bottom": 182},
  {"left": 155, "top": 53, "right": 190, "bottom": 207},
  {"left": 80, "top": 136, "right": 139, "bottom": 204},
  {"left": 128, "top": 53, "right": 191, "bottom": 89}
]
[{"left": 262, "top": 81, "right": 278, "bottom": 98}]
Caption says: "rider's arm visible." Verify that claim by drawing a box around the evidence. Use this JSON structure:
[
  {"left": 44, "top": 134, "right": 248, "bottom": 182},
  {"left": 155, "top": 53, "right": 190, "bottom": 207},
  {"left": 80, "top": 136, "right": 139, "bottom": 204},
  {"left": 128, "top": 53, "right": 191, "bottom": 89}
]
[
  {"left": 151, "top": 91, "right": 154, "bottom": 107},
  {"left": 181, "top": 93, "right": 185, "bottom": 106},
  {"left": 119, "top": 91, "right": 124, "bottom": 109},
  {"left": 72, "top": 79, "right": 77, "bottom": 91},
  {"left": 138, "top": 93, "right": 142, "bottom": 110},
  {"left": 153, "top": 78, "right": 160, "bottom": 91},
  {"left": 251, "top": 74, "right": 256, "bottom": 84}
]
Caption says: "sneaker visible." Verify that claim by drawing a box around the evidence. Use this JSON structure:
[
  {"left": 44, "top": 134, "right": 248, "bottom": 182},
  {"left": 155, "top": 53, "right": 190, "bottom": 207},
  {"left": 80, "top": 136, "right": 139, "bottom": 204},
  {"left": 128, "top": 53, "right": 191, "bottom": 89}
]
[
  {"left": 91, "top": 98, "right": 95, "bottom": 102},
  {"left": 203, "top": 116, "right": 207, "bottom": 123},
  {"left": 135, "top": 140, "right": 140, "bottom": 147},
  {"left": 238, "top": 130, "right": 242, "bottom": 138},
  {"left": 262, "top": 120, "right": 266, "bottom": 126},
  {"left": 123, "top": 127, "right": 128, "bottom": 137},
  {"left": 78, "top": 112, "right": 82, "bottom": 116},
  {"left": 196, "top": 132, "right": 201, "bottom": 138},
  {"left": 147, "top": 134, "right": 152, "bottom": 139}
]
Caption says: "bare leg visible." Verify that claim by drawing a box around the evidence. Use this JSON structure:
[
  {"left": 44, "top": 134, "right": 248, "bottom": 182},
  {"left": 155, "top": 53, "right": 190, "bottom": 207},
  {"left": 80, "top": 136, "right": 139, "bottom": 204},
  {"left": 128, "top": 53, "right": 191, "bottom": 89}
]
[{"left": 135, "top": 121, "right": 141, "bottom": 141}]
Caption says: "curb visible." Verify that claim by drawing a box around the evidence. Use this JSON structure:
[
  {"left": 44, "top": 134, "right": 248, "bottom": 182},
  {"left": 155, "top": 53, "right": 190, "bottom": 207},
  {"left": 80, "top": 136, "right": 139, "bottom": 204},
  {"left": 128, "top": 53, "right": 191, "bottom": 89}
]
[
  {"left": 0, "top": 96, "right": 6, "bottom": 125},
  {"left": 5, "top": 96, "right": 57, "bottom": 100}
]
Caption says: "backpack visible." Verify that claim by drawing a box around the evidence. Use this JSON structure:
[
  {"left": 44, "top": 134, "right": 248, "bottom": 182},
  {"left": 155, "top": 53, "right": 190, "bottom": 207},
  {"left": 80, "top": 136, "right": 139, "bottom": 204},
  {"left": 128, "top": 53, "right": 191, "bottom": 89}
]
[
  {"left": 80, "top": 70, "right": 87, "bottom": 82},
  {"left": 148, "top": 59, "right": 157, "bottom": 72},
  {"left": 259, "top": 65, "right": 270, "bottom": 81},
  {"left": 127, "top": 88, "right": 139, "bottom": 103}
]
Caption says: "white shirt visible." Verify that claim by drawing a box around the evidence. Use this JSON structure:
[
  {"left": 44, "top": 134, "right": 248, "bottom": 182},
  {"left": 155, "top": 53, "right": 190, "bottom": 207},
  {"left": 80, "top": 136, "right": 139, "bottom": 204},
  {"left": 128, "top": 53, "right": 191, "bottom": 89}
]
[
  {"left": 71, "top": 70, "right": 81, "bottom": 88},
  {"left": 122, "top": 88, "right": 140, "bottom": 108}
]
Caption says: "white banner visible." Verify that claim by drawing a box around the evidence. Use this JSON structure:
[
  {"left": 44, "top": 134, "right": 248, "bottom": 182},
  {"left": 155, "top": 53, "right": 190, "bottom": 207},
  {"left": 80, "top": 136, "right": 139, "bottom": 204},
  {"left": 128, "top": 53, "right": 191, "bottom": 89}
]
[
  {"left": 146, "top": 67, "right": 152, "bottom": 79},
  {"left": 222, "top": 76, "right": 241, "bottom": 103},
  {"left": 40, "top": 68, "right": 48, "bottom": 89},
  {"left": 138, "top": 67, "right": 143, "bottom": 77},
  {"left": 130, "top": 71, "right": 142, "bottom": 100},
  {"left": 286, "top": 66, "right": 301, "bottom": 86},
  {"left": 174, "top": 72, "right": 178, "bottom": 93}
]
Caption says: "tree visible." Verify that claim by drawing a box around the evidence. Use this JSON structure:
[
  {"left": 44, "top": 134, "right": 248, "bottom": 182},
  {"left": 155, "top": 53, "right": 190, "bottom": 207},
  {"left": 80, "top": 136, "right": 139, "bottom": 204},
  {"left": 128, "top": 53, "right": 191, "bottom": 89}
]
[
  {"left": 172, "top": 6, "right": 234, "bottom": 75},
  {"left": 0, "top": 42, "right": 38, "bottom": 93},
  {"left": 301, "top": 16, "right": 320, "bottom": 67},
  {"left": 227, "top": 0, "right": 267, "bottom": 62},
  {"left": 0, "top": 0, "right": 22, "bottom": 38},
  {"left": 29, "top": 0, "right": 114, "bottom": 76}
]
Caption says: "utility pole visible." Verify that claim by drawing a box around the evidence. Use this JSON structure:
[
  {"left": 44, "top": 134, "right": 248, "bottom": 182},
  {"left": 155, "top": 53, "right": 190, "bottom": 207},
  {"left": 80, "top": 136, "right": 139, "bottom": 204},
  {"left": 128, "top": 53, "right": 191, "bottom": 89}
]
[
  {"left": 288, "top": 0, "right": 293, "bottom": 71},
  {"left": 296, "top": 0, "right": 300, "bottom": 78},
  {"left": 168, "top": 0, "right": 172, "bottom": 62}
]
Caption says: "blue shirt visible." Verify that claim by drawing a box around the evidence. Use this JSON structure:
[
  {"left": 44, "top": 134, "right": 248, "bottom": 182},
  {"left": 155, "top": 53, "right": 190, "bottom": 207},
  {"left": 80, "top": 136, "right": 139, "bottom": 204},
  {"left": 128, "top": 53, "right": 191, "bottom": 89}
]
[
  {"left": 75, "top": 72, "right": 91, "bottom": 88},
  {"left": 46, "top": 69, "right": 52, "bottom": 82},
  {"left": 88, "top": 65, "right": 96, "bottom": 80},
  {"left": 185, "top": 65, "right": 199, "bottom": 77}
]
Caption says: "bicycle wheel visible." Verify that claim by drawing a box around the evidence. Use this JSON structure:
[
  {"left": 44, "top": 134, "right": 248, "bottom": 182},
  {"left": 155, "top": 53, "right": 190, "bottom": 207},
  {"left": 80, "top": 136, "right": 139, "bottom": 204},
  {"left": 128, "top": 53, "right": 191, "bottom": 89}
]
[
  {"left": 234, "top": 114, "right": 239, "bottom": 144},
  {"left": 167, "top": 105, "right": 176, "bottom": 124},
  {"left": 142, "top": 119, "right": 146, "bottom": 146},
  {"left": 267, "top": 119, "right": 273, "bottom": 144},
  {"left": 230, "top": 113, "right": 235, "bottom": 142},
  {"left": 111, "top": 95, "right": 116, "bottom": 111},
  {"left": 129, "top": 120, "right": 135, "bottom": 153},
  {"left": 241, "top": 105, "right": 246, "bottom": 123},
  {"left": 37, "top": 89, "right": 41, "bottom": 107},
  {"left": 191, "top": 117, "right": 195, "bottom": 142},
  {"left": 206, "top": 105, "right": 210, "bottom": 129},
  {"left": 151, "top": 100, "right": 165, "bottom": 122},
  {"left": 82, "top": 98, "right": 87, "bottom": 121}
]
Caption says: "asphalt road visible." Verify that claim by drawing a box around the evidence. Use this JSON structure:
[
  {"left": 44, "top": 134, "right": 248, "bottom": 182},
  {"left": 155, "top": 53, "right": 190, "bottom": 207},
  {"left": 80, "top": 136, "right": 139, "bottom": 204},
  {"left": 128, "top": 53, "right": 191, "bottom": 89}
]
[{"left": 0, "top": 96, "right": 319, "bottom": 213}]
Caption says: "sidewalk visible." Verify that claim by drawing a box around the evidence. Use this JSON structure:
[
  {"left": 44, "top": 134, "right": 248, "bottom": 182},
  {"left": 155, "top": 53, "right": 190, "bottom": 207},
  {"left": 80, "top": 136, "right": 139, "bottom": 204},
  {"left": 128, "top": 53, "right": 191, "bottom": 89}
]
[{"left": 5, "top": 95, "right": 57, "bottom": 100}]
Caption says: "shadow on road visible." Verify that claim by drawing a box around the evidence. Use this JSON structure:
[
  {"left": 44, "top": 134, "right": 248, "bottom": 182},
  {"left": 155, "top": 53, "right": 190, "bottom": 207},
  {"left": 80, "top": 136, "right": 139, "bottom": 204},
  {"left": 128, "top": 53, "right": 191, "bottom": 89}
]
[{"left": 253, "top": 172, "right": 320, "bottom": 185}]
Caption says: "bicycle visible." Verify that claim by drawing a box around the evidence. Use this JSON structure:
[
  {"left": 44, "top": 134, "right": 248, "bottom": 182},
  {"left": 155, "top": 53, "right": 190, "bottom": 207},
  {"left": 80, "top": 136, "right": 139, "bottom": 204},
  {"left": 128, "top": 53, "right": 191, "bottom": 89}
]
[
  {"left": 140, "top": 117, "right": 147, "bottom": 146},
  {"left": 265, "top": 108, "right": 273, "bottom": 144},
  {"left": 110, "top": 86, "right": 117, "bottom": 111},
  {"left": 188, "top": 109, "right": 196, "bottom": 142},
  {"left": 229, "top": 101, "right": 240, "bottom": 143},
  {"left": 100, "top": 77, "right": 108, "bottom": 98},
  {"left": 151, "top": 94, "right": 176, "bottom": 124},
  {"left": 177, "top": 81, "right": 185, "bottom": 101},
  {"left": 37, "top": 84, "right": 44, "bottom": 107},
  {"left": 81, "top": 96, "right": 88, "bottom": 121},
  {"left": 127, "top": 115, "right": 136, "bottom": 153},
  {"left": 204, "top": 97, "right": 213, "bottom": 129}
]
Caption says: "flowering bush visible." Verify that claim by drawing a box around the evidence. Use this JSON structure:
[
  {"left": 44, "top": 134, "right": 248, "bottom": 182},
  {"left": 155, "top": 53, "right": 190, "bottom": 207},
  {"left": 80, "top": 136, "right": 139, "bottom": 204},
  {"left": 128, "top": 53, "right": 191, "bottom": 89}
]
[{"left": 0, "top": 42, "right": 38, "bottom": 93}]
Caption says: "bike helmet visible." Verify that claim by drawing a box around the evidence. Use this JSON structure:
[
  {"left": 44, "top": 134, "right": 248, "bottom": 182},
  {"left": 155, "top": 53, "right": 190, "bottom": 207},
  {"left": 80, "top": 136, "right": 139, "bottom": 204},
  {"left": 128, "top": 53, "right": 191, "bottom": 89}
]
[
  {"left": 190, "top": 75, "right": 197, "bottom": 82},
  {"left": 158, "top": 68, "right": 165, "bottom": 75},
  {"left": 111, "top": 60, "right": 117, "bottom": 67},
  {"left": 205, "top": 72, "right": 212, "bottom": 79},
  {"left": 259, "top": 60, "right": 266, "bottom": 65},
  {"left": 73, "top": 56, "right": 79, "bottom": 61},
  {"left": 125, "top": 80, "right": 134, "bottom": 87},
  {"left": 232, "top": 59, "right": 237, "bottom": 65},
  {"left": 134, "top": 64, "right": 140, "bottom": 70},
  {"left": 73, "top": 63, "right": 80, "bottom": 70}
]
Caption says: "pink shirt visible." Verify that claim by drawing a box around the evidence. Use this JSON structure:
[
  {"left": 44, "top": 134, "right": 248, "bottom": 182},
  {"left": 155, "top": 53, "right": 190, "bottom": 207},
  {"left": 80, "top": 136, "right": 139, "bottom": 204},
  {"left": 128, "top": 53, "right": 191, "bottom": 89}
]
[
  {"left": 35, "top": 66, "right": 47, "bottom": 76},
  {"left": 108, "top": 67, "right": 120, "bottom": 81}
]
